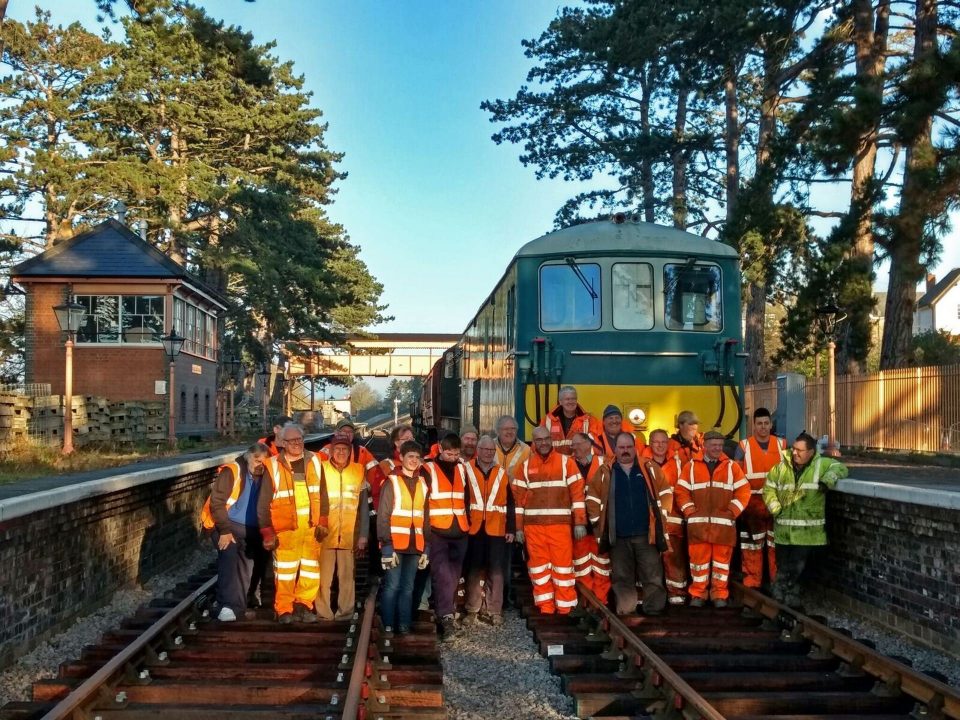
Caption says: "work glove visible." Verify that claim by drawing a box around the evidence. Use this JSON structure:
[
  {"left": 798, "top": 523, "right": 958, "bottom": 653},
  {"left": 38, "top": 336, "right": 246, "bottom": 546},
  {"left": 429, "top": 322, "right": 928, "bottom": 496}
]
[
  {"left": 514, "top": 530, "right": 525, "bottom": 545},
  {"left": 380, "top": 545, "right": 399, "bottom": 571},
  {"left": 313, "top": 524, "right": 330, "bottom": 542},
  {"left": 260, "top": 527, "right": 278, "bottom": 552},
  {"left": 573, "top": 525, "right": 587, "bottom": 541},
  {"left": 417, "top": 553, "right": 430, "bottom": 570}
]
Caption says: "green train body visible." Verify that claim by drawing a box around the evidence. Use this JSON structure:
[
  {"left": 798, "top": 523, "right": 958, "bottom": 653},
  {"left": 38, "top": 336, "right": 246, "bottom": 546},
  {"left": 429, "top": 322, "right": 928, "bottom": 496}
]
[{"left": 416, "top": 218, "right": 745, "bottom": 442}]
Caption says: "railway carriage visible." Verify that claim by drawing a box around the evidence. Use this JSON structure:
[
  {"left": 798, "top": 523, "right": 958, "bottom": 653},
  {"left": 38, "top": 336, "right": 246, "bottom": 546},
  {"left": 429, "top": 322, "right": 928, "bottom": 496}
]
[{"left": 415, "top": 216, "right": 745, "bottom": 441}]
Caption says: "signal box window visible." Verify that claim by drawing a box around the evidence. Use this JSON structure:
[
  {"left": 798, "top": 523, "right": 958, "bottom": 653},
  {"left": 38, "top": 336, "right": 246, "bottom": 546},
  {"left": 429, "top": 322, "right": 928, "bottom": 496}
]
[
  {"left": 540, "top": 263, "right": 601, "bottom": 331},
  {"left": 74, "top": 295, "right": 164, "bottom": 344},
  {"left": 612, "top": 263, "right": 654, "bottom": 330},
  {"left": 663, "top": 264, "right": 722, "bottom": 332}
]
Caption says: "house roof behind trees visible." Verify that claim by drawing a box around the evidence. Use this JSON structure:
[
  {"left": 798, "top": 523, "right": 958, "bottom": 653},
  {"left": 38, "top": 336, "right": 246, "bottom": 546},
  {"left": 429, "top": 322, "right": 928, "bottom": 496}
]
[{"left": 917, "top": 268, "right": 960, "bottom": 309}]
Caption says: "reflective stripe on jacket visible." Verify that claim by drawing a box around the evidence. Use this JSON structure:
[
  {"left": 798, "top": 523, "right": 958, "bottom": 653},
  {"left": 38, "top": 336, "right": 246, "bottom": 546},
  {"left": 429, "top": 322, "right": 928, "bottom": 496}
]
[
  {"left": 389, "top": 473, "right": 427, "bottom": 552},
  {"left": 667, "top": 433, "right": 704, "bottom": 466},
  {"left": 201, "top": 462, "right": 241, "bottom": 531},
  {"left": 739, "top": 436, "right": 786, "bottom": 492},
  {"left": 259, "top": 452, "right": 329, "bottom": 533},
  {"left": 424, "top": 461, "right": 469, "bottom": 532},
  {"left": 495, "top": 440, "right": 531, "bottom": 476},
  {"left": 464, "top": 459, "right": 509, "bottom": 536},
  {"left": 541, "top": 404, "right": 602, "bottom": 454},
  {"left": 322, "top": 458, "right": 366, "bottom": 549},
  {"left": 763, "top": 451, "right": 848, "bottom": 545},
  {"left": 674, "top": 455, "right": 750, "bottom": 546},
  {"left": 512, "top": 450, "right": 586, "bottom": 529},
  {"left": 649, "top": 452, "right": 685, "bottom": 535}
]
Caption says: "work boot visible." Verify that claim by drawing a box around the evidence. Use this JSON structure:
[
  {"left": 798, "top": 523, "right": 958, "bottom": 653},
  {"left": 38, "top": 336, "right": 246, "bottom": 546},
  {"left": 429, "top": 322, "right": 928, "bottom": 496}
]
[
  {"left": 397, "top": 625, "right": 411, "bottom": 635},
  {"left": 688, "top": 597, "right": 706, "bottom": 608},
  {"left": 487, "top": 613, "right": 504, "bottom": 627},
  {"left": 713, "top": 599, "right": 728, "bottom": 609},
  {"left": 278, "top": 613, "right": 294, "bottom": 625},
  {"left": 439, "top": 615, "right": 458, "bottom": 642}
]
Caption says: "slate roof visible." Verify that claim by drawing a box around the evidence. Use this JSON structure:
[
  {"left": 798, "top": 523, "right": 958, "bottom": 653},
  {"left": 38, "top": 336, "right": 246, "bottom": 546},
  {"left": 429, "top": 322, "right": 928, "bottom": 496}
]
[
  {"left": 917, "top": 268, "right": 960, "bottom": 308},
  {"left": 12, "top": 219, "right": 227, "bottom": 308}
]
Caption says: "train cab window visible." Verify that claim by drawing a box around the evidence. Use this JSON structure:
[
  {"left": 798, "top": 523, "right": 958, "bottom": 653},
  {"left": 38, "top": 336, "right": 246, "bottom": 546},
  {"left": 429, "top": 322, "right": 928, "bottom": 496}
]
[
  {"left": 540, "top": 263, "right": 601, "bottom": 331},
  {"left": 612, "top": 263, "right": 654, "bottom": 330},
  {"left": 663, "top": 263, "right": 723, "bottom": 332}
]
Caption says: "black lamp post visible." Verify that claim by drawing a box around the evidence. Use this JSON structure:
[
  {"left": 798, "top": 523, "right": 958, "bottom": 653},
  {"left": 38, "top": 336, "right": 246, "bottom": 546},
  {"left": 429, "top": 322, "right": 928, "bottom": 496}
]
[
  {"left": 52, "top": 300, "right": 85, "bottom": 455},
  {"left": 161, "top": 330, "right": 185, "bottom": 447}
]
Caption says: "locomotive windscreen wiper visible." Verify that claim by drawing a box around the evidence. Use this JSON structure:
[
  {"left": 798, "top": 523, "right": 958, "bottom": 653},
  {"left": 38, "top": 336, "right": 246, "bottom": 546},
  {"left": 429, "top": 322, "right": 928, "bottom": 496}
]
[{"left": 565, "top": 256, "right": 598, "bottom": 309}]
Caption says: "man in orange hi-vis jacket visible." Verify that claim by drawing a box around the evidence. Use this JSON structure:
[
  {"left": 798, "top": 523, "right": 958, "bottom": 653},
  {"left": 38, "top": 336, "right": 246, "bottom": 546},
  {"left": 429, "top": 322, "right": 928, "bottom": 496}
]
[
  {"left": 257, "top": 423, "right": 330, "bottom": 623},
  {"left": 735, "top": 408, "right": 786, "bottom": 589},
  {"left": 540, "top": 385, "right": 603, "bottom": 455},
  {"left": 674, "top": 430, "right": 751, "bottom": 608},
  {"left": 513, "top": 426, "right": 587, "bottom": 615}
]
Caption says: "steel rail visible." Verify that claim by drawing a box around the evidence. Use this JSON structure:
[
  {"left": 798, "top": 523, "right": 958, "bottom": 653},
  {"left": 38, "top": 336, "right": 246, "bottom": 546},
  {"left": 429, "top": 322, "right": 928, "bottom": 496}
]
[
  {"left": 342, "top": 578, "right": 380, "bottom": 720},
  {"left": 736, "top": 582, "right": 960, "bottom": 719},
  {"left": 577, "top": 582, "right": 726, "bottom": 720},
  {"left": 40, "top": 574, "right": 218, "bottom": 720}
]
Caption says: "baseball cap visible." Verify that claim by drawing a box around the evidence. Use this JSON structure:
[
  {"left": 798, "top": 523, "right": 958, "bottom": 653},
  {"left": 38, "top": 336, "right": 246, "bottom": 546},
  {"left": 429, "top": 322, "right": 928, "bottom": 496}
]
[
  {"left": 330, "top": 431, "right": 352, "bottom": 447},
  {"left": 602, "top": 404, "right": 622, "bottom": 419},
  {"left": 336, "top": 418, "right": 356, "bottom": 430}
]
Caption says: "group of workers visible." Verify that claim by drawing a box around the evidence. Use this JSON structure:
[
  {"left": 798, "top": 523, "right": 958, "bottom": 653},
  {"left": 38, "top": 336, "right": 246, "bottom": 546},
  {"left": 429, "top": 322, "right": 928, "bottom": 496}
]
[{"left": 203, "top": 385, "right": 848, "bottom": 636}]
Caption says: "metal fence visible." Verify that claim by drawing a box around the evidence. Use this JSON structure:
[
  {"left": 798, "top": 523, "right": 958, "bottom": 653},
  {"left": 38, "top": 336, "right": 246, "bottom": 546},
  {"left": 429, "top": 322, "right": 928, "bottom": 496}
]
[{"left": 745, "top": 364, "right": 960, "bottom": 453}]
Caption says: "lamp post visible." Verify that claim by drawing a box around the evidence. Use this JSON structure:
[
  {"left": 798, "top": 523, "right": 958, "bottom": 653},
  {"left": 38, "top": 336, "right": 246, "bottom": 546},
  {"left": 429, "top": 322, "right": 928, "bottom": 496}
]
[
  {"left": 162, "top": 330, "right": 185, "bottom": 447},
  {"left": 258, "top": 363, "right": 271, "bottom": 432},
  {"left": 52, "top": 300, "right": 85, "bottom": 455},
  {"left": 226, "top": 357, "right": 241, "bottom": 437},
  {"left": 816, "top": 302, "right": 847, "bottom": 453}
]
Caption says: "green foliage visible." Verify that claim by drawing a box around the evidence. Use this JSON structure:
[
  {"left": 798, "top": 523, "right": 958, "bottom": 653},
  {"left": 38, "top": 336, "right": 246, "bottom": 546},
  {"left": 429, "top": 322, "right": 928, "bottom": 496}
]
[
  {"left": 0, "top": 5, "right": 386, "bottom": 370},
  {"left": 912, "top": 330, "right": 960, "bottom": 367}
]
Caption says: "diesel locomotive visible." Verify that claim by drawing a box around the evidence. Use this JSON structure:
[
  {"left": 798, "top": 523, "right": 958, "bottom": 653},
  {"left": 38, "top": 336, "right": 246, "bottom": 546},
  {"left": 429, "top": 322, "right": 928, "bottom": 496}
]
[{"left": 414, "top": 216, "right": 745, "bottom": 442}]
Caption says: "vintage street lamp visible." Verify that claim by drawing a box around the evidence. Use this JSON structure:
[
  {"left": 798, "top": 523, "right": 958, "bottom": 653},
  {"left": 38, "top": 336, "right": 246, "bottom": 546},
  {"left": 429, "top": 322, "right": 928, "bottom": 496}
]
[
  {"left": 816, "top": 302, "right": 847, "bottom": 453},
  {"left": 161, "top": 330, "right": 185, "bottom": 447},
  {"left": 52, "top": 299, "right": 85, "bottom": 455}
]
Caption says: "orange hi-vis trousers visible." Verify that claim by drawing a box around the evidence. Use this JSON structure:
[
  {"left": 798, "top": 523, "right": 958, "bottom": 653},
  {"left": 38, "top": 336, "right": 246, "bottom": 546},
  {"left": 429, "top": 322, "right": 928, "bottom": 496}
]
[
  {"left": 663, "top": 533, "right": 689, "bottom": 605},
  {"left": 526, "top": 524, "right": 577, "bottom": 614},
  {"left": 739, "top": 508, "right": 777, "bottom": 588},
  {"left": 688, "top": 542, "right": 733, "bottom": 601},
  {"left": 572, "top": 534, "right": 610, "bottom": 604},
  {"left": 274, "top": 526, "right": 322, "bottom": 615}
]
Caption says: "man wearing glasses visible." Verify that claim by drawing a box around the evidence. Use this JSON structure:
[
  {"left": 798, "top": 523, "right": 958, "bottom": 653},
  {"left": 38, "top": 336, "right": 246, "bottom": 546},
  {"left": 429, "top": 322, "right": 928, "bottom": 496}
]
[
  {"left": 763, "top": 431, "right": 848, "bottom": 607},
  {"left": 258, "top": 424, "right": 330, "bottom": 623}
]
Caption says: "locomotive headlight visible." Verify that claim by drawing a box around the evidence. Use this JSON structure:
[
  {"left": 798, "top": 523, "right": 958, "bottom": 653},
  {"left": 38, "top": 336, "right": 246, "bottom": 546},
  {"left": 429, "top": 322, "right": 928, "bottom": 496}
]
[{"left": 627, "top": 407, "right": 647, "bottom": 426}]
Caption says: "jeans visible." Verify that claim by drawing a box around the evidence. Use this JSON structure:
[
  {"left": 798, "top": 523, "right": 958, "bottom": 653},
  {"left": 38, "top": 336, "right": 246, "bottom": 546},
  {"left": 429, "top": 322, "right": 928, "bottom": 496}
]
[{"left": 380, "top": 553, "right": 420, "bottom": 629}]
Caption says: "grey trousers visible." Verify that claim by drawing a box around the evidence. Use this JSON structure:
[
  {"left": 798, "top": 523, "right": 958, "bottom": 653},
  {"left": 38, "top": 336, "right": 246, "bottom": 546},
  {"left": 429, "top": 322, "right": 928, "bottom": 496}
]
[{"left": 610, "top": 536, "right": 666, "bottom": 615}]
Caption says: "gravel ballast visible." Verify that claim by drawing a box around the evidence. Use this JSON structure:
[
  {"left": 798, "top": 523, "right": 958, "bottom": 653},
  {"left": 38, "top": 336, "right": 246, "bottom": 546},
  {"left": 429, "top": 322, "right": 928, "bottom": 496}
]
[
  {"left": 0, "top": 547, "right": 216, "bottom": 707},
  {"left": 800, "top": 590, "right": 960, "bottom": 689},
  {"left": 441, "top": 611, "right": 578, "bottom": 720}
]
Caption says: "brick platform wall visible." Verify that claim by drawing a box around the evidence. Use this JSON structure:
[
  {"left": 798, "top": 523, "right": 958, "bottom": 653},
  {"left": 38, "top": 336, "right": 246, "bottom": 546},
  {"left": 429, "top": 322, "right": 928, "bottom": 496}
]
[
  {"left": 0, "top": 468, "right": 211, "bottom": 668},
  {"left": 814, "top": 492, "right": 960, "bottom": 656}
]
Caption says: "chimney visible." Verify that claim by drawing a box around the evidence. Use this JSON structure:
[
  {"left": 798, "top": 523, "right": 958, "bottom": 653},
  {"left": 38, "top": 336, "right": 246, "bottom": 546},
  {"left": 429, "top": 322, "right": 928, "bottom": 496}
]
[
  {"left": 137, "top": 219, "right": 148, "bottom": 241},
  {"left": 926, "top": 273, "right": 937, "bottom": 293}
]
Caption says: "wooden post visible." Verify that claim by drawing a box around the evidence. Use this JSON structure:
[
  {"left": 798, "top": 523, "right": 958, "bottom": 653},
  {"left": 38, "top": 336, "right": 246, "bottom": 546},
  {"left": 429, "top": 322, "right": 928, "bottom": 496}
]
[{"left": 62, "top": 338, "right": 75, "bottom": 455}]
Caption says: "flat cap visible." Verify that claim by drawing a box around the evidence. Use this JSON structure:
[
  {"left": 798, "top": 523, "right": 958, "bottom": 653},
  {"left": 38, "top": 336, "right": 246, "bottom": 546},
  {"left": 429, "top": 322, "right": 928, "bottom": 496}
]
[{"left": 703, "top": 430, "right": 725, "bottom": 442}]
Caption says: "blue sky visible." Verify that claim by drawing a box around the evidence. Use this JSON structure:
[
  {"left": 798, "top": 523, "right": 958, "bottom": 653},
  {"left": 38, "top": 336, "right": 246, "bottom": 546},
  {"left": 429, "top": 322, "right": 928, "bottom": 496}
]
[{"left": 10, "top": 1, "right": 960, "bottom": 339}]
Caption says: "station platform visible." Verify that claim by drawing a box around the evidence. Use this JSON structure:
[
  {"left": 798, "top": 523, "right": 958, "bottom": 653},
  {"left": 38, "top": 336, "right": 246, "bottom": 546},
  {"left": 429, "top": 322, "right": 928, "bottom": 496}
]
[{"left": 841, "top": 457, "right": 960, "bottom": 510}]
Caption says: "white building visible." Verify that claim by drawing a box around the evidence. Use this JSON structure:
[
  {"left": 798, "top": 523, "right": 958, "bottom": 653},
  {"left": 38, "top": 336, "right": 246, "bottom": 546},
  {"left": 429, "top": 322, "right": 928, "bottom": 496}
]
[{"left": 915, "top": 270, "right": 960, "bottom": 335}]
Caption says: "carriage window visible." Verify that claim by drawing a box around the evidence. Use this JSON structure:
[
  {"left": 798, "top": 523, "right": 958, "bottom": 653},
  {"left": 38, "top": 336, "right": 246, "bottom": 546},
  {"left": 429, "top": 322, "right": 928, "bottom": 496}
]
[
  {"left": 663, "top": 264, "right": 722, "bottom": 332},
  {"left": 540, "top": 263, "right": 601, "bottom": 331},
  {"left": 612, "top": 263, "right": 654, "bottom": 330}
]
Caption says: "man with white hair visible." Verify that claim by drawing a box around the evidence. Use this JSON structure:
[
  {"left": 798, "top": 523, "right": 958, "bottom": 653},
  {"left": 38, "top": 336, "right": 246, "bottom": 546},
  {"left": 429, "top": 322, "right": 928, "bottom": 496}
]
[
  {"left": 257, "top": 423, "right": 330, "bottom": 623},
  {"left": 540, "top": 385, "right": 602, "bottom": 455}
]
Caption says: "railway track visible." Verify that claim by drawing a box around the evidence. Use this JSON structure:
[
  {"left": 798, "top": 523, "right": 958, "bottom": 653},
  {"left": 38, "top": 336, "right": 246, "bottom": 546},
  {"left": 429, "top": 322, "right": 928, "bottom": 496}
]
[
  {"left": 522, "top": 581, "right": 960, "bottom": 720},
  {"left": 0, "top": 568, "right": 443, "bottom": 720}
]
